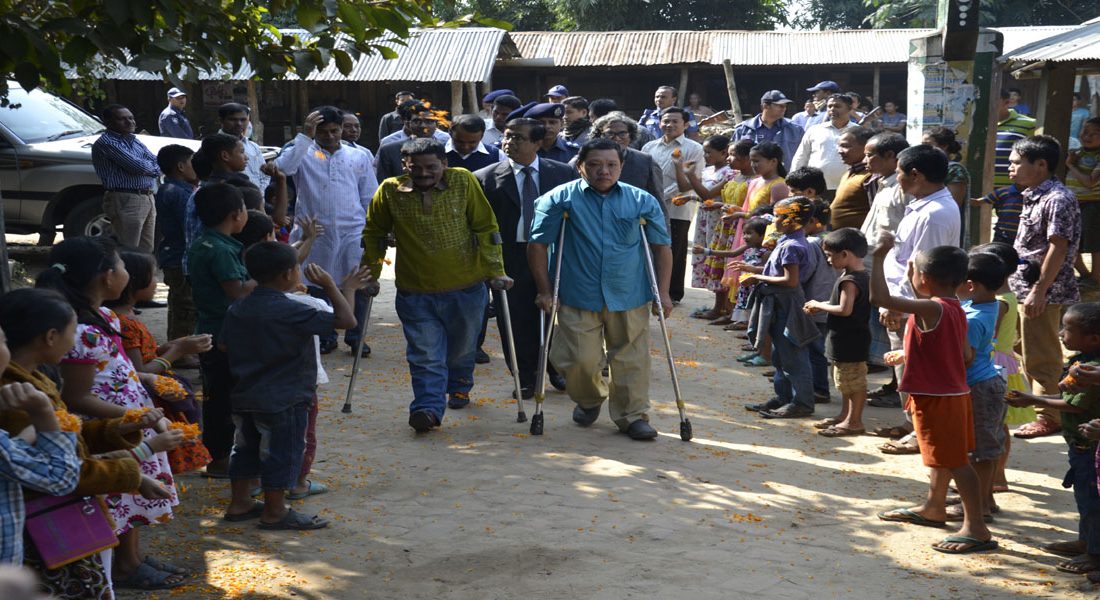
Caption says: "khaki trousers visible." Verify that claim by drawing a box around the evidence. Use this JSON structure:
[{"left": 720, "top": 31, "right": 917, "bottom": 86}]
[
  {"left": 550, "top": 304, "right": 652, "bottom": 431},
  {"left": 1020, "top": 304, "right": 1064, "bottom": 426},
  {"left": 103, "top": 191, "right": 156, "bottom": 252}
]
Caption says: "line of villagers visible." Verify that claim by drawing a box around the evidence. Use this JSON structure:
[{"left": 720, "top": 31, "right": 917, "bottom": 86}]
[{"left": 1, "top": 107, "right": 1100, "bottom": 599}]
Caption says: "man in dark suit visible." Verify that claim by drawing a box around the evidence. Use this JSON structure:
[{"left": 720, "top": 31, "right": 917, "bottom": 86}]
[{"left": 475, "top": 117, "right": 577, "bottom": 398}]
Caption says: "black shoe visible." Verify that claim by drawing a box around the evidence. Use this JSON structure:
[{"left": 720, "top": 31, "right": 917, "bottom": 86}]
[
  {"left": 319, "top": 339, "right": 338, "bottom": 355},
  {"left": 135, "top": 299, "right": 167, "bottom": 309},
  {"left": 447, "top": 392, "right": 470, "bottom": 409},
  {"left": 548, "top": 373, "right": 566, "bottom": 391},
  {"left": 760, "top": 404, "right": 814, "bottom": 419},
  {"left": 512, "top": 387, "right": 535, "bottom": 400},
  {"left": 866, "top": 364, "right": 892, "bottom": 374},
  {"left": 486, "top": 303, "right": 496, "bottom": 318},
  {"left": 745, "top": 397, "right": 784, "bottom": 412},
  {"left": 625, "top": 419, "right": 658, "bottom": 440},
  {"left": 572, "top": 404, "right": 601, "bottom": 427},
  {"left": 475, "top": 349, "right": 491, "bottom": 364},
  {"left": 409, "top": 410, "right": 441, "bottom": 432},
  {"left": 867, "top": 392, "right": 902, "bottom": 408},
  {"left": 868, "top": 384, "right": 898, "bottom": 398},
  {"left": 346, "top": 341, "right": 371, "bottom": 357},
  {"left": 814, "top": 392, "right": 832, "bottom": 404}
]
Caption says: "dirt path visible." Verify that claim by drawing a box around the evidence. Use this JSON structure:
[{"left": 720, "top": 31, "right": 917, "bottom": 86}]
[{"left": 118, "top": 266, "right": 1094, "bottom": 599}]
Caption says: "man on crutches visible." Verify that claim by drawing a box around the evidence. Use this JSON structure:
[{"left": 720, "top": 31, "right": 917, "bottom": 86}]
[
  {"left": 362, "top": 138, "right": 512, "bottom": 433},
  {"left": 528, "top": 138, "right": 673, "bottom": 441}
]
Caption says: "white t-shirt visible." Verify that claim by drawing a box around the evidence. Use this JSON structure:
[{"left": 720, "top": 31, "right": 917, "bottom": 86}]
[{"left": 285, "top": 292, "right": 331, "bottom": 385}]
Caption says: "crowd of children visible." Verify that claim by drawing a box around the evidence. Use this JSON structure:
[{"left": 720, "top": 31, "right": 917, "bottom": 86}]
[{"left": 2, "top": 113, "right": 1100, "bottom": 593}]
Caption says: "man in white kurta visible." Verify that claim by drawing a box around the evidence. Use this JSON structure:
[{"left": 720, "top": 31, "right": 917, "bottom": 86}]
[{"left": 276, "top": 106, "right": 379, "bottom": 355}]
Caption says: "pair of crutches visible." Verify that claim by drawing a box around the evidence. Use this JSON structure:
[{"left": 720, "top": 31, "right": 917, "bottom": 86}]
[{"left": 527, "top": 215, "right": 693, "bottom": 441}]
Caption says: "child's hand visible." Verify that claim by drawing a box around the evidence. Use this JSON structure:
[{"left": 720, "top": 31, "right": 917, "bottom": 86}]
[
  {"left": 873, "top": 231, "right": 895, "bottom": 258},
  {"left": 701, "top": 201, "right": 723, "bottom": 211},
  {"left": 304, "top": 263, "right": 337, "bottom": 289},
  {"left": 1079, "top": 419, "right": 1100, "bottom": 441},
  {"left": 692, "top": 244, "right": 706, "bottom": 255},
  {"left": 740, "top": 274, "right": 759, "bottom": 285},
  {"left": 883, "top": 350, "right": 905, "bottom": 366},
  {"left": 341, "top": 265, "right": 378, "bottom": 295},
  {"left": 298, "top": 217, "right": 324, "bottom": 241},
  {"left": 1004, "top": 389, "right": 1034, "bottom": 407},
  {"left": 803, "top": 300, "right": 821, "bottom": 315},
  {"left": 146, "top": 429, "right": 185, "bottom": 453},
  {"left": 1072, "top": 363, "right": 1100, "bottom": 387},
  {"left": 119, "top": 408, "right": 165, "bottom": 434},
  {"left": 178, "top": 334, "right": 213, "bottom": 355},
  {"left": 138, "top": 475, "right": 173, "bottom": 500},
  {"left": 0, "top": 382, "right": 53, "bottom": 416},
  {"left": 1067, "top": 151, "right": 1079, "bottom": 168}
]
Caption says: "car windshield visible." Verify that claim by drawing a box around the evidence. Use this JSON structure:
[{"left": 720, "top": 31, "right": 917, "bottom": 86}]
[{"left": 0, "top": 84, "right": 104, "bottom": 144}]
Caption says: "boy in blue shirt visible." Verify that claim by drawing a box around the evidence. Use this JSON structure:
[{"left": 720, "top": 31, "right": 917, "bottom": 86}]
[
  {"left": 155, "top": 144, "right": 198, "bottom": 343},
  {"left": 221, "top": 242, "right": 370, "bottom": 530},
  {"left": 957, "top": 252, "right": 1009, "bottom": 523}
]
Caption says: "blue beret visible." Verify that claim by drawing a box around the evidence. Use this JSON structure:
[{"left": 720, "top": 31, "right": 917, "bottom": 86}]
[
  {"left": 481, "top": 89, "right": 516, "bottom": 104},
  {"left": 506, "top": 101, "right": 538, "bottom": 122},
  {"left": 525, "top": 102, "right": 565, "bottom": 120}
]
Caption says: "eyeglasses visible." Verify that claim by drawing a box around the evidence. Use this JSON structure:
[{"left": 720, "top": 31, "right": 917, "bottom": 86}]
[
  {"left": 602, "top": 130, "right": 630, "bottom": 139},
  {"left": 408, "top": 118, "right": 434, "bottom": 125},
  {"left": 503, "top": 132, "right": 530, "bottom": 141}
]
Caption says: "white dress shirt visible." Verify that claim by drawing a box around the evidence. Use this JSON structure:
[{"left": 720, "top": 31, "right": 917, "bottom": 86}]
[
  {"left": 642, "top": 134, "right": 704, "bottom": 221},
  {"left": 482, "top": 125, "right": 503, "bottom": 147},
  {"left": 510, "top": 158, "right": 540, "bottom": 242},
  {"left": 860, "top": 173, "right": 910, "bottom": 268},
  {"left": 790, "top": 121, "right": 855, "bottom": 190},
  {"left": 379, "top": 128, "right": 451, "bottom": 146},
  {"left": 883, "top": 186, "right": 961, "bottom": 298}
]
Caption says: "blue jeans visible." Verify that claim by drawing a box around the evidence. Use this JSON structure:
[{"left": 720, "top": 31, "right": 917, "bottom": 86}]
[
  {"left": 228, "top": 401, "right": 309, "bottom": 490},
  {"left": 1064, "top": 444, "right": 1100, "bottom": 555},
  {"left": 307, "top": 286, "right": 370, "bottom": 346},
  {"left": 808, "top": 322, "right": 829, "bottom": 397},
  {"left": 395, "top": 283, "right": 486, "bottom": 419},
  {"left": 769, "top": 303, "right": 815, "bottom": 411}
]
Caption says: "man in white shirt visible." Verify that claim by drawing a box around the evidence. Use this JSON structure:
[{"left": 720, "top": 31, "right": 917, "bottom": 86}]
[
  {"left": 642, "top": 107, "right": 704, "bottom": 303},
  {"left": 276, "top": 106, "right": 379, "bottom": 356},
  {"left": 791, "top": 94, "right": 857, "bottom": 196},
  {"left": 218, "top": 102, "right": 269, "bottom": 191},
  {"left": 378, "top": 100, "right": 451, "bottom": 147}
]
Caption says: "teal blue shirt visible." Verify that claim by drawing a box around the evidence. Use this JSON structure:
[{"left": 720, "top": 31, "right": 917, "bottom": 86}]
[
  {"left": 962, "top": 299, "right": 1000, "bottom": 385},
  {"left": 530, "top": 179, "right": 670, "bottom": 312}
]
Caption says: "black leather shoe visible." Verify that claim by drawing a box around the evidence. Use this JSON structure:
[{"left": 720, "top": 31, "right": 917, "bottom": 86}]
[
  {"left": 548, "top": 373, "right": 566, "bottom": 391},
  {"left": 760, "top": 405, "right": 814, "bottom": 419},
  {"left": 814, "top": 392, "right": 831, "bottom": 404},
  {"left": 745, "top": 397, "right": 784, "bottom": 412},
  {"left": 409, "top": 410, "right": 441, "bottom": 433},
  {"left": 626, "top": 419, "right": 658, "bottom": 440},
  {"left": 346, "top": 341, "right": 371, "bottom": 357},
  {"left": 572, "top": 404, "right": 601, "bottom": 427},
  {"left": 475, "top": 349, "right": 491, "bottom": 364},
  {"left": 135, "top": 299, "right": 167, "bottom": 309},
  {"left": 868, "top": 393, "right": 902, "bottom": 408},
  {"left": 319, "top": 339, "right": 338, "bottom": 355},
  {"left": 447, "top": 392, "right": 470, "bottom": 409},
  {"left": 512, "top": 387, "right": 535, "bottom": 400}
]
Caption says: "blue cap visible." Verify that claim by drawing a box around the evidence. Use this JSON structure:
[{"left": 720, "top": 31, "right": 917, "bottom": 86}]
[
  {"left": 506, "top": 101, "right": 538, "bottom": 122},
  {"left": 526, "top": 102, "right": 566, "bottom": 120},
  {"left": 760, "top": 90, "right": 793, "bottom": 104},
  {"left": 806, "top": 80, "right": 840, "bottom": 93},
  {"left": 546, "top": 85, "right": 569, "bottom": 98},
  {"left": 481, "top": 89, "right": 515, "bottom": 104},
  {"left": 167, "top": 87, "right": 186, "bottom": 98}
]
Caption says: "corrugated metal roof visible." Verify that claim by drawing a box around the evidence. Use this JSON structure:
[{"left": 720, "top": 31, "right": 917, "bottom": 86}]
[
  {"left": 507, "top": 26, "right": 1079, "bottom": 68},
  {"left": 80, "top": 28, "right": 517, "bottom": 82},
  {"left": 1000, "top": 22, "right": 1100, "bottom": 63}
]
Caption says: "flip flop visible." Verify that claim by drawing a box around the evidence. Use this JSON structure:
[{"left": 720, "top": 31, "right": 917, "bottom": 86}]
[
  {"left": 1042, "top": 540, "right": 1087, "bottom": 558},
  {"left": 258, "top": 508, "right": 329, "bottom": 531},
  {"left": 877, "top": 508, "right": 946, "bottom": 528},
  {"left": 879, "top": 439, "right": 920, "bottom": 454},
  {"left": 870, "top": 425, "right": 910, "bottom": 439},
  {"left": 287, "top": 480, "right": 329, "bottom": 500},
  {"left": 1057, "top": 554, "right": 1100, "bottom": 574},
  {"left": 115, "top": 562, "right": 188, "bottom": 590},
  {"left": 812, "top": 417, "right": 841, "bottom": 429},
  {"left": 944, "top": 505, "right": 994, "bottom": 523},
  {"left": 932, "top": 536, "right": 998, "bottom": 554},
  {"left": 818, "top": 426, "right": 865, "bottom": 437},
  {"left": 744, "top": 355, "right": 770, "bottom": 367},
  {"left": 736, "top": 352, "right": 759, "bottom": 362},
  {"left": 143, "top": 556, "right": 191, "bottom": 577},
  {"left": 1013, "top": 419, "right": 1060, "bottom": 439},
  {"left": 223, "top": 501, "right": 265, "bottom": 522}
]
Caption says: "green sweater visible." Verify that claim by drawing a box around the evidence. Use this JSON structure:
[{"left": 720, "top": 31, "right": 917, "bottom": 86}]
[{"left": 362, "top": 168, "right": 505, "bottom": 293}]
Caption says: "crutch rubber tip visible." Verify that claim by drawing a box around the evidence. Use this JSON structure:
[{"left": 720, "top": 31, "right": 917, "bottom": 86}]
[
  {"left": 341, "top": 404, "right": 352, "bottom": 414},
  {"left": 517, "top": 410, "right": 528, "bottom": 423},
  {"left": 680, "top": 419, "right": 693, "bottom": 441},
  {"left": 530, "top": 413, "right": 544, "bottom": 435}
]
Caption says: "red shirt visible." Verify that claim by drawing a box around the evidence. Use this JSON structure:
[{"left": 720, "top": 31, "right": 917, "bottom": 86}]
[{"left": 899, "top": 297, "right": 969, "bottom": 396}]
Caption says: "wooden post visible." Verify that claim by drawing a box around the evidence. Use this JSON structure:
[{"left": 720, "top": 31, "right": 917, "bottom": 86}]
[
  {"left": 246, "top": 80, "right": 262, "bottom": 143},
  {"left": 1035, "top": 63, "right": 1075, "bottom": 179},
  {"left": 450, "top": 81, "right": 464, "bottom": 117},
  {"left": 297, "top": 83, "right": 309, "bottom": 136},
  {"left": 466, "top": 82, "right": 479, "bottom": 115},
  {"left": 722, "top": 59, "right": 743, "bottom": 121},
  {"left": 677, "top": 67, "right": 689, "bottom": 107},
  {"left": 873, "top": 65, "right": 881, "bottom": 106}
]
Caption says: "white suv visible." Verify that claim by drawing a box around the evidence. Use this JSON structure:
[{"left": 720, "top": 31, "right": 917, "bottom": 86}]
[{"left": 0, "top": 81, "right": 199, "bottom": 244}]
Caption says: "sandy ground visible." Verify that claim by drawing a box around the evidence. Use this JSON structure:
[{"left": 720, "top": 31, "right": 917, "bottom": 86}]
[{"left": 60, "top": 255, "right": 1091, "bottom": 600}]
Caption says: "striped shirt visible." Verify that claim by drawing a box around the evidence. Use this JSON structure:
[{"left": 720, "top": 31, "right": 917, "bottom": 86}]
[
  {"left": 1, "top": 430, "right": 81, "bottom": 564},
  {"left": 981, "top": 185, "right": 1023, "bottom": 244},
  {"left": 91, "top": 131, "right": 159, "bottom": 190},
  {"left": 277, "top": 134, "right": 379, "bottom": 284},
  {"left": 994, "top": 110, "right": 1036, "bottom": 188},
  {"left": 1067, "top": 149, "right": 1100, "bottom": 203}
]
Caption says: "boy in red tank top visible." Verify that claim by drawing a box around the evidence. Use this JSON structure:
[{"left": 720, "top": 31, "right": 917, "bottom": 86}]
[{"left": 869, "top": 232, "right": 997, "bottom": 555}]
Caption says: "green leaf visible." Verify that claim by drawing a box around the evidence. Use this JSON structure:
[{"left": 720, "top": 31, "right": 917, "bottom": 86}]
[
  {"left": 41, "top": 18, "right": 89, "bottom": 35},
  {"left": 332, "top": 48, "right": 352, "bottom": 73},
  {"left": 377, "top": 45, "right": 398, "bottom": 60},
  {"left": 13, "top": 62, "right": 40, "bottom": 91},
  {"left": 104, "top": 0, "right": 131, "bottom": 25},
  {"left": 61, "top": 37, "right": 97, "bottom": 64},
  {"left": 336, "top": 1, "right": 366, "bottom": 38},
  {"left": 292, "top": 50, "right": 315, "bottom": 76},
  {"left": 296, "top": 4, "right": 325, "bottom": 29},
  {"left": 0, "top": 29, "right": 29, "bottom": 61}
]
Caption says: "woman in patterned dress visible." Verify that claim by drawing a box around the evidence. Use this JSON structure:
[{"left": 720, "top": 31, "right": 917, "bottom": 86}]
[{"left": 37, "top": 237, "right": 187, "bottom": 591}]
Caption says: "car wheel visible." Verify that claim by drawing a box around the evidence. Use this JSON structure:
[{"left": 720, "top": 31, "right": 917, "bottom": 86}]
[{"left": 63, "top": 196, "right": 113, "bottom": 240}]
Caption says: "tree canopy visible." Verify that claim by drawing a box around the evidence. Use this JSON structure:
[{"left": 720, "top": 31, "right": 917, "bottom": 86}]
[
  {"left": 435, "top": 0, "right": 788, "bottom": 31},
  {"left": 791, "top": 0, "right": 1100, "bottom": 30},
  {"left": 0, "top": 0, "right": 508, "bottom": 103}
]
